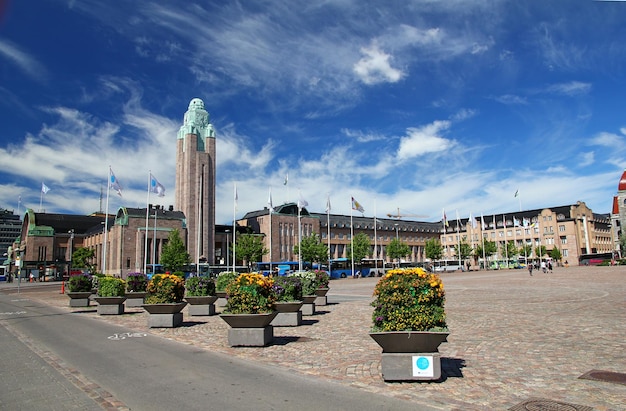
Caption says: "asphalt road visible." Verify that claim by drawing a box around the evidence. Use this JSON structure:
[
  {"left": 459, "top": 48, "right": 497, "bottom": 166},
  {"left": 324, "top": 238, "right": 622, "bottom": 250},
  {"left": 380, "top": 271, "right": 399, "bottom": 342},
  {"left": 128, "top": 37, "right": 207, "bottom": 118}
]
[{"left": 0, "top": 292, "right": 437, "bottom": 411}]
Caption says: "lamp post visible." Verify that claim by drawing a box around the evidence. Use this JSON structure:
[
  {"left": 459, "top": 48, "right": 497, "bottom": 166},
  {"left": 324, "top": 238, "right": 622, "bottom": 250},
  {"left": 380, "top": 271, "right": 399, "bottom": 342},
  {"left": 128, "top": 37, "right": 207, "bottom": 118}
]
[
  {"left": 394, "top": 224, "right": 399, "bottom": 267},
  {"left": 68, "top": 229, "right": 74, "bottom": 280}
]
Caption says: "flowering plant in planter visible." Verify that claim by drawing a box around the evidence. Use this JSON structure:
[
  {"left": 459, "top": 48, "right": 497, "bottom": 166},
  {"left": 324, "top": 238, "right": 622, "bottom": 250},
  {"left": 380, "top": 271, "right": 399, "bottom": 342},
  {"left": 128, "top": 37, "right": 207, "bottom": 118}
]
[
  {"left": 145, "top": 273, "right": 185, "bottom": 304},
  {"left": 224, "top": 273, "right": 276, "bottom": 314},
  {"left": 97, "top": 276, "right": 126, "bottom": 297},
  {"left": 216, "top": 271, "right": 238, "bottom": 292},
  {"left": 68, "top": 273, "right": 92, "bottom": 292},
  {"left": 287, "top": 271, "right": 317, "bottom": 295},
  {"left": 126, "top": 273, "right": 148, "bottom": 293},
  {"left": 371, "top": 267, "right": 447, "bottom": 332},
  {"left": 313, "top": 270, "right": 330, "bottom": 288},
  {"left": 185, "top": 276, "right": 216, "bottom": 297},
  {"left": 272, "top": 276, "right": 303, "bottom": 302}
]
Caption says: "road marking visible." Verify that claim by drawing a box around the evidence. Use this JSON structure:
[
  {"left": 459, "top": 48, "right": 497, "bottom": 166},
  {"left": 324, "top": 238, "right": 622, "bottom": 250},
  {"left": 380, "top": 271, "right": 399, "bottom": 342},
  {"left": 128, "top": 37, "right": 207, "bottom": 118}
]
[
  {"left": 107, "top": 332, "right": 148, "bottom": 340},
  {"left": 0, "top": 311, "right": 27, "bottom": 315}
]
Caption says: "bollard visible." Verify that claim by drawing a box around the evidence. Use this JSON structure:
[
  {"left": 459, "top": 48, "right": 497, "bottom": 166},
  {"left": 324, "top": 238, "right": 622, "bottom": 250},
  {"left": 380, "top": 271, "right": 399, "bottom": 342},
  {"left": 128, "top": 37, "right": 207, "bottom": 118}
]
[{"left": 60, "top": 281, "right": 65, "bottom": 294}]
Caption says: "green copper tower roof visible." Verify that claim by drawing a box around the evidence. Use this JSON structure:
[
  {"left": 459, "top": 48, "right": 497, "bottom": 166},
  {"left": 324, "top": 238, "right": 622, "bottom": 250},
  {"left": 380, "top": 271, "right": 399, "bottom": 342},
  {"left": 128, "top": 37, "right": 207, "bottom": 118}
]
[{"left": 177, "top": 98, "right": 215, "bottom": 151}]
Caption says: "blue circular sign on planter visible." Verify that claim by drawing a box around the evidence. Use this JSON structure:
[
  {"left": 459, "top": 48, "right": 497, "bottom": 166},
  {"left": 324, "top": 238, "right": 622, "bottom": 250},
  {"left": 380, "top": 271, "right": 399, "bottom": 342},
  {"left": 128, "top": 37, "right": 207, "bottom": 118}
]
[{"left": 416, "top": 356, "right": 430, "bottom": 370}]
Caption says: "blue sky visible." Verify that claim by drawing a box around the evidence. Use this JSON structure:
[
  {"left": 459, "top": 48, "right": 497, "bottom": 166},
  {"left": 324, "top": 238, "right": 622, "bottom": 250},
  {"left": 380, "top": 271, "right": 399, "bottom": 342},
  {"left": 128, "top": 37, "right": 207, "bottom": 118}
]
[{"left": 1, "top": 0, "right": 626, "bottom": 225}]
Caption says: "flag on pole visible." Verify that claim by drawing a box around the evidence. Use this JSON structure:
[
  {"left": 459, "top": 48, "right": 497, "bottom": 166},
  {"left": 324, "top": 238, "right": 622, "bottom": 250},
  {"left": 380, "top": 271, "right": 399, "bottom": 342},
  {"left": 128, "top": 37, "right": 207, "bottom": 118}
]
[
  {"left": 514, "top": 189, "right": 519, "bottom": 198},
  {"left": 297, "top": 191, "right": 308, "bottom": 209},
  {"left": 283, "top": 173, "right": 289, "bottom": 185},
  {"left": 351, "top": 197, "right": 364, "bottom": 213},
  {"left": 267, "top": 187, "right": 274, "bottom": 211},
  {"left": 325, "top": 195, "right": 331, "bottom": 213},
  {"left": 469, "top": 212, "right": 478, "bottom": 229},
  {"left": 514, "top": 216, "right": 521, "bottom": 227},
  {"left": 149, "top": 173, "right": 165, "bottom": 197},
  {"left": 41, "top": 182, "right": 50, "bottom": 194},
  {"left": 109, "top": 167, "right": 122, "bottom": 197},
  {"left": 234, "top": 184, "right": 238, "bottom": 211},
  {"left": 443, "top": 209, "right": 449, "bottom": 227},
  {"left": 480, "top": 213, "right": 486, "bottom": 230}
]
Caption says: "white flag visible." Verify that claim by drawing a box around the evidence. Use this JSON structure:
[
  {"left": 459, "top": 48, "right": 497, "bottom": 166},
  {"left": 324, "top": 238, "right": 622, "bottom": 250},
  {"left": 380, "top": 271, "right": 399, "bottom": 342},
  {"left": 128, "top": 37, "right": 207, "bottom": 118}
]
[
  {"left": 298, "top": 191, "right": 308, "bottom": 209},
  {"left": 325, "top": 195, "right": 331, "bottom": 213},
  {"left": 351, "top": 196, "right": 364, "bottom": 213},
  {"left": 268, "top": 187, "right": 274, "bottom": 211},
  {"left": 41, "top": 182, "right": 50, "bottom": 194},
  {"left": 149, "top": 173, "right": 165, "bottom": 197},
  {"left": 109, "top": 167, "right": 122, "bottom": 197},
  {"left": 283, "top": 173, "right": 289, "bottom": 186}
]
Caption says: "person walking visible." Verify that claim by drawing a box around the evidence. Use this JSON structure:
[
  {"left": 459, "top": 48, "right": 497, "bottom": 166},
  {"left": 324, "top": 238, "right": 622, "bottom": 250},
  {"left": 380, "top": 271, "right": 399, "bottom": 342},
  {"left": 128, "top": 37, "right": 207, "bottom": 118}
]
[
  {"left": 540, "top": 260, "right": 547, "bottom": 273},
  {"left": 528, "top": 264, "right": 533, "bottom": 276}
]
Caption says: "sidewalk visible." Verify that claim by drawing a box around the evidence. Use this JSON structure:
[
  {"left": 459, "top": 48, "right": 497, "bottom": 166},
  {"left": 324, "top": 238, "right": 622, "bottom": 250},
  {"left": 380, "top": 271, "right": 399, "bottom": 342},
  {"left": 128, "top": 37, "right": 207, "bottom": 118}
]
[{"left": 2, "top": 266, "right": 625, "bottom": 410}]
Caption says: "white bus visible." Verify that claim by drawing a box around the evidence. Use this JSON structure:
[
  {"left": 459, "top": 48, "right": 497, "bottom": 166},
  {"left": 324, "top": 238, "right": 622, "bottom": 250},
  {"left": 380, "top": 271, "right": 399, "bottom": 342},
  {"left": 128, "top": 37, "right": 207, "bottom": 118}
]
[{"left": 433, "top": 260, "right": 464, "bottom": 272}]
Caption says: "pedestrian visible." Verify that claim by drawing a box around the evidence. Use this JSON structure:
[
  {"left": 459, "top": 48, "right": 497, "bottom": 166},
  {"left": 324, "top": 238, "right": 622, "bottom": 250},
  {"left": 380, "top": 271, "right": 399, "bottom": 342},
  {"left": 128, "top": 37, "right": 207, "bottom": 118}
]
[
  {"left": 540, "top": 260, "right": 547, "bottom": 273},
  {"left": 528, "top": 264, "right": 533, "bottom": 276},
  {"left": 548, "top": 261, "right": 553, "bottom": 273}
]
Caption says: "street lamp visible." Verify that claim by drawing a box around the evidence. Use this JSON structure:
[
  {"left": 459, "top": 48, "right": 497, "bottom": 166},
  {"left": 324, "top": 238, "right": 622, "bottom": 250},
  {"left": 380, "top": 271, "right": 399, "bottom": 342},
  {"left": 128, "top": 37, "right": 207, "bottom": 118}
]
[
  {"left": 68, "top": 229, "right": 74, "bottom": 280},
  {"left": 394, "top": 224, "right": 399, "bottom": 267}
]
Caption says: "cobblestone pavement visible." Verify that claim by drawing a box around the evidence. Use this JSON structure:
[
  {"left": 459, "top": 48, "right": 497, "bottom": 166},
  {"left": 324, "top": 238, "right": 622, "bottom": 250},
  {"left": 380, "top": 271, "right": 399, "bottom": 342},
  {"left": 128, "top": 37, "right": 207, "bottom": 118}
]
[{"left": 2, "top": 265, "right": 625, "bottom": 410}]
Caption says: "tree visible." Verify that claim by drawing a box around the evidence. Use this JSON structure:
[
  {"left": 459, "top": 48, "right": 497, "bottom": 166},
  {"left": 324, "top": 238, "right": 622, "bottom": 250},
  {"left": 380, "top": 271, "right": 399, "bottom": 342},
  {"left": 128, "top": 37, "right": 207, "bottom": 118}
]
[
  {"left": 535, "top": 245, "right": 548, "bottom": 259},
  {"left": 293, "top": 233, "right": 328, "bottom": 264},
  {"left": 386, "top": 238, "right": 411, "bottom": 264},
  {"left": 160, "top": 229, "right": 190, "bottom": 273},
  {"left": 346, "top": 233, "right": 370, "bottom": 264},
  {"left": 503, "top": 241, "right": 518, "bottom": 259},
  {"left": 424, "top": 239, "right": 443, "bottom": 261},
  {"left": 234, "top": 233, "right": 267, "bottom": 269},
  {"left": 550, "top": 247, "right": 562, "bottom": 262},
  {"left": 519, "top": 244, "right": 533, "bottom": 260},
  {"left": 453, "top": 240, "right": 473, "bottom": 261},
  {"left": 72, "top": 247, "right": 95, "bottom": 272}
]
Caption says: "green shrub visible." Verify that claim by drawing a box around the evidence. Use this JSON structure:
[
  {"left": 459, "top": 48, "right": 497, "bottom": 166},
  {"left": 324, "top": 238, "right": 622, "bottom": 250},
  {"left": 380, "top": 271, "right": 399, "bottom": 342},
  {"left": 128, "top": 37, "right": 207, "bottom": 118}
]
[
  {"left": 224, "top": 273, "right": 276, "bottom": 314},
  {"left": 68, "top": 274, "right": 92, "bottom": 292},
  {"left": 185, "top": 276, "right": 216, "bottom": 296},
  {"left": 216, "top": 271, "right": 238, "bottom": 291},
  {"left": 97, "top": 276, "right": 126, "bottom": 297}
]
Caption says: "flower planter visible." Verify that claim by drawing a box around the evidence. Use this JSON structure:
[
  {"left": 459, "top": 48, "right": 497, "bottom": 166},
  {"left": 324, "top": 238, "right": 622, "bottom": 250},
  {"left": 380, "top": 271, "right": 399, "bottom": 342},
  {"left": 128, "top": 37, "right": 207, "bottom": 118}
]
[
  {"left": 301, "top": 295, "right": 317, "bottom": 316},
  {"left": 67, "top": 291, "right": 92, "bottom": 307},
  {"left": 220, "top": 312, "right": 277, "bottom": 347},
  {"left": 271, "top": 301, "right": 303, "bottom": 327},
  {"left": 125, "top": 291, "right": 147, "bottom": 307},
  {"left": 142, "top": 302, "right": 187, "bottom": 328},
  {"left": 94, "top": 296, "right": 126, "bottom": 315},
  {"left": 185, "top": 295, "right": 218, "bottom": 316},
  {"left": 215, "top": 291, "right": 228, "bottom": 307},
  {"left": 369, "top": 331, "right": 449, "bottom": 381},
  {"left": 314, "top": 287, "right": 329, "bottom": 306}
]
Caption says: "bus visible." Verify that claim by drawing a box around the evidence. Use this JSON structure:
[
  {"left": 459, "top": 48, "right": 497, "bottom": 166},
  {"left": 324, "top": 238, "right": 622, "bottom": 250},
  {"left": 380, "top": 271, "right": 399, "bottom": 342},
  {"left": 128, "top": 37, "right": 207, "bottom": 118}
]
[
  {"left": 359, "top": 258, "right": 389, "bottom": 277},
  {"left": 253, "top": 261, "right": 313, "bottom": 276},
  {"left": 578, "top": 252, "right": 615, "bottom": 266},
  {"left": 432, "top": 260, "right": 465, "bottom": 272},
  {"left": 329, "top": 258, "right": 352, "bottom": 279}
]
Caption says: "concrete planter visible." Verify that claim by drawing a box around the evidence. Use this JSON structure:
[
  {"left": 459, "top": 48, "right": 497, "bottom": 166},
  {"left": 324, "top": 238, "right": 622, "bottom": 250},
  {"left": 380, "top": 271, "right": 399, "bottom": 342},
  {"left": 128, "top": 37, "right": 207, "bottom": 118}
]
[
  {"left": 142, "top": 302, "right": 187, "bottom": 328},
  {"left": 220, "top": 312, "right": 277, "bottom": 347},
  {"left": 271, "top": 301, "right": 303, "bottom": 327},
  {"left": 215, "top": 291, "right": 228, "bottom": 307},
  {"left": 301, "top": 295, "right": 317, "bottom": 316},
  {"left": 125, "top": 291, "right": 147, "bottom": 307},
  {"left": 369, "top": 331, "right": 449, "bottom": 381},
  {"left": 185, "top": 295, "right": 218, "bottom": 316},
  {"left": 67, "top": 291, "right": 92, "bottom": 307},
  {"left": 94, "top": 296, "right": 126, "bottom": 315},
  {"left": 314, "top": 287, "right": 329, "bottom": 306}
]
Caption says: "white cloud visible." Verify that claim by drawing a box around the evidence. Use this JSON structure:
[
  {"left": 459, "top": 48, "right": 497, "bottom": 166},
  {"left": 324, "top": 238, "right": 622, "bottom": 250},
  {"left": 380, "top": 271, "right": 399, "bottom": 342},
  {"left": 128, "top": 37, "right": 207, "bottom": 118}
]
[
  {"left": 397, "top": 121, "right": 454, "bottom": 160},
  {"left": 546, "top": 81, "right": 591, "bottom": 96},
  {"left": 353, "top": 43, "right": 404, "bottom": 85},
  {"left": 0, "top": 38, "right": 46, "bottom": 80}
]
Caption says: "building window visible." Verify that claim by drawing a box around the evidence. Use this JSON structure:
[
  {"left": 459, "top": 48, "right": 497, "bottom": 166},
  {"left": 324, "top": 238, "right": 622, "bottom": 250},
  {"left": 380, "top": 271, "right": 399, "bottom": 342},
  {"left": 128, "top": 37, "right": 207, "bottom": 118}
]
[
  {"left": 126, "top": 258, "right": 131, "bottom": 268},
  {"left": 559, "top": 225, "right": 565, "bottom": 232},
  {"left": 560, "top": 236, "right": 567, "bottom": 244}
]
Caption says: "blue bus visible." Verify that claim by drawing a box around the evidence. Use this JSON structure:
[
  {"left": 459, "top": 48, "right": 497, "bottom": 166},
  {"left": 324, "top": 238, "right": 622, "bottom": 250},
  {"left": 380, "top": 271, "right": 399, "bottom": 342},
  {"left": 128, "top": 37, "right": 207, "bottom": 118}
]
[
  {"left": 253, "top": 261, "right": 313, "bottom": 276},
  {"left": 329, "top": 258, "right": 352, "bottom": 278}
]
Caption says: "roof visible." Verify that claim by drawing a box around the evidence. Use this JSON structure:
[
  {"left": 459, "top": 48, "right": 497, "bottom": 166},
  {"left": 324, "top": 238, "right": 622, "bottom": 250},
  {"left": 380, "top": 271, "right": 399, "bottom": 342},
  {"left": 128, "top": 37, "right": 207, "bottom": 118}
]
[
  {"left": 31, "top": 212, "right": 108, "bottom": 235},
  {"left": 619, "top": 169, "right": 626, "bottom": 191}
]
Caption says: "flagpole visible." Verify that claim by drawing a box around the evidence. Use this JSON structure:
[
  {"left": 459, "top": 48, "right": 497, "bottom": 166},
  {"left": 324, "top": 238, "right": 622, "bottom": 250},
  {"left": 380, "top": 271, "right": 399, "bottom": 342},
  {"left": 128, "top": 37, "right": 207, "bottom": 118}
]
[
  {"left": 103, "top": 168, "right": 111, "bottom": 275},
  {"left": 144, "top": 172, "right": 151, "bottom": 274},
  {"left": 456, "top": 210, "right": 461, "bottom": 267},
  {"left": 197, "top": 171, "right": 202, "bottom": 271},
  {"left": 268, "top": 187, "right": 273, "bottom": 274},
  {"left": 232, "top": 182, "right": 237, "bottom": 272},
  {"left": 503, "top": 214, "right": 508, "bottom": 264},
  {"left": 481, "top": 213, "right": 486, "bottom": 270},
  {"left": 39, "top": 183, "right": 44, "bottom": 212},
  {"left": 326, "top": 193, "right": 331, "bottom": 275},
  {"left": 298, "top": 202, "right": 302, "bottom": 272},
  {"left": 374, "top": 200, "right": 378, "bottom": 273},
  {"left": 350, "top": 197, "right": 355, "bottom": 278}
]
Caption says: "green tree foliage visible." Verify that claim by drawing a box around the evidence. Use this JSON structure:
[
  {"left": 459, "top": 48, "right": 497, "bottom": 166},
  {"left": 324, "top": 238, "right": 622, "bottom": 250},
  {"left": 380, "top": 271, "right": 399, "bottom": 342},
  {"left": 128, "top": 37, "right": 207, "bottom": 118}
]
[
  {"left": 550, "top": 247, "right": 562, "bottom": 262},
  {"left": 293, "top": 233, "right": 328, "bottom": 264},
  {"left": 234, "top": 233, "right": 267, "bottom": 269},
  {"left": 519, "top": 244, "right": 533, "bottom": 259},
  {"left": 346, "top": 233, "right": 370, "bottom": 263},
  {"left": 503, "top": 240, "right": 518, "bottom": 258},
  {"left": 386, "top": 238, "right": 411, "bottom": 262},
  {"left": 535, "top": 245, "right": 548, "bottom": 259},
  {"left": 453, "top": 240, "right": 473, "bottom": 260},
  {"left": 159, "top": 229, "right": 190, "bottom": 273},
  {"left": 72, "top": 247, "right": 95, "bottom": 272},
  {"left": 425, "top": 238, "right": 443, "bottom": 261}
]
